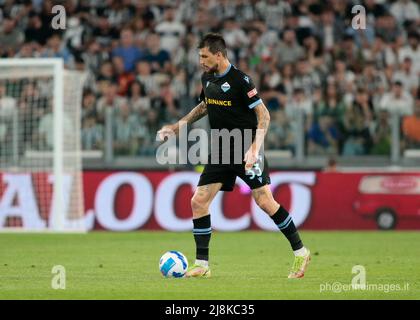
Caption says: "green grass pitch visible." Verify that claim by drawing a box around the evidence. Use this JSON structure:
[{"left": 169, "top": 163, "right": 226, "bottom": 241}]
[{"left": 0, "top": 231, "right": 419, "bottom": 300}]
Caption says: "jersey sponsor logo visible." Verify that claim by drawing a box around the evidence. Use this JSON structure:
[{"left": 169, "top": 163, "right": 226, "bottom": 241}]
[
  {"left": 221, "top": 82, "right": 231, "bottom": 92},
  {"left": 247, "top": 88, "right": 257, "bottom": 98},
  {"left": 205, "top": 97, "right": 232, "bottom": 107}
]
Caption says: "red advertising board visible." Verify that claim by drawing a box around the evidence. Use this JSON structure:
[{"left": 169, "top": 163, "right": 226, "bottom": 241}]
[
  {"left": 82, "top": 171, "right": 420, "bottom": 231},
  {"left": 1, "top": 171, "right": 420, "bottom": 231}
]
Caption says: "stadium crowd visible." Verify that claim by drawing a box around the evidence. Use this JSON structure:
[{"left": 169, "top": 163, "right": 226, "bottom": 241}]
[{"left": 0, "top": 0, "right": 419, "bottom": 157}]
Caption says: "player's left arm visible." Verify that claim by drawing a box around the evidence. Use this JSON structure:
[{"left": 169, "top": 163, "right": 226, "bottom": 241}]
[
  {"left": 244, "top": 102, "right": 270, "bottom": 170},
  {"left": 240, "top": 73, "right": 270, "bottom": 170}
]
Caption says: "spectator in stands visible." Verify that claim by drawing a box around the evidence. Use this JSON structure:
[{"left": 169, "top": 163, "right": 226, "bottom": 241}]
[
  {"left": 135, "top": 60, "right": 161, "bottom": 97},
  {"left": 341, "top": 105, "right": 373, "bottom": 156},
  {"left": 366, "top": 35, "right": 388, "bottom": 70},
  {"left": 112, "top": 55, "right": 135, "bottom": 96},
  {"left": 82, "top": 110, "right": 104, "bottom": 151},
  {"left": 238, "top": 28, "right": 267, "bottom": 69},
  {"left": 139, "top": 108, "right": 161, "bottom": 155},
  {"left": 256, "top": 0, "right": 291, "bottom": 30},
  {"left": 14, "top": 42, "right": 38, "bottom": 58},
  {"left": 370, "top": 110, "right": 392, "bottom": 155},
  {"left": 0, "top": 14, "right": 24, "bottom": 56},
  {"left": 363, "top": 0, "right": 388, "bottom": 20},
  {"left": 82, "top": 40, "right": 109, "bottom": 74},
  {"left": 398, "top": 31, "right": 419, "bottom": 75},
  {"left": 259, "top": 76, "right": 287, "bottom": 112},
  {"left": 63, "top": 16, "right": 87, "bottom": 57},
  {"left": 307, "top": 114, "right": 339, "bottom": 156},
  {"left": 353, "top": 88, "right": 375, "bottom": 124},
  {"left": 292, "top": 58, "right": 321, "bottom": 95},
  {"left": 91, "top": 13, "right": 120, "bottom": 48},
  {"left": 155, "top": 6, "right": 186, "bottom": 54},
  {"left": 112, "top": 28, "right": 144, "bottom": 73},
  {"left": 330, "top": 59, "right": 356, "bottom": 95},
  {"left": 276, "top": 63, "right": 293, "bottom": 98},
  {"left": 316, "top": 8, "right": 344, "bottom": 52},
  {"left": 334, "top": 33, "right": 364, "bottom": 74},
  {"left": 324, "top": 157, "right": 338, "bottom": 172},
  {"left": 379, "top": 80, "right": 414, "bottom": 116},
  {"left": 275, "top": 28, "right": 304, "bottom": 67},
  {"left": 81, "top": 90, "right": 97, "bottom": 121},
  {"left": 375, "top": 13, "right": 402, "bottom": 44},
  {"left": 96, "top": 82, "right": 127, "bottom": 124},
  {"left": 402, "top": 95, "right": 420, "bottom": 148},
  {"left": 313, "top": 84, "right": 346, "bottom": 133},
  {"left": 24, "top": 12, "right": 52, "bottom": 46},
  {"left": 41, "top": 33, "right": 75, "bottom": 69},
  {"left": 285, "top": 87, "right": 313, "bottom": 131},
  {"left": 393, "top": 57, "right": 419, "bottom": 95},
  {"left": 113, "top": 102, "right": 141, "bottom": 156},
  {"left": 141, "top": 32, "right": 171, "bottom": 73},
  {"left": 344, "top": 11, "right": 375, "bottom": 49},
  {"left": 390, "top": 0, "right": 420, "bottom": 24},
  {"left": 37, "top": 103, "right": 73, "bottom": 151},
  {"left": 153, "top": 80, "right": 180, "bottom": 122},
  {"left": 222, "top": 17, "right": 249, "bottom": 60},
  {"left": 127, "top": 81, "right": 151, "bottom": 117},
  {"left": 0, "top": 82, "right": 16, "bottom": 120},
  {"left": 170, "top": 67, "right": 188, "bottom": 101},
  {"left": 95, "top": 60, "right": 116, "bottom": 94},
  {"left": 302, "top": 34, "right": 324, "bottom": 69},
  {"left": 267, "top": 110, "right": 294, "bottom": 152},
  {"left": 0, "top": 0, "right": 418, "bottom": 159},
  {"left": 356, "top": 61, "right": 387, "bottom": 96}
]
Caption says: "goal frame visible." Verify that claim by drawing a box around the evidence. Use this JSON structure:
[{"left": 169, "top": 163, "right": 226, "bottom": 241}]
[{"left": 0, "top": 58, "right": 85, "bottom": 232}]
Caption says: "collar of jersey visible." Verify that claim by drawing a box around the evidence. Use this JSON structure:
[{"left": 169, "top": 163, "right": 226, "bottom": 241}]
[{"left": 214, "top": 63, "right": 232, "bottom": 78}]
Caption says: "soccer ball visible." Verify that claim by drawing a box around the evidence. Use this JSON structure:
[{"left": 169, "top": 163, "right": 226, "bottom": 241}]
[{"left": 159, "top": 251, "right": 188, "bottom": 278}]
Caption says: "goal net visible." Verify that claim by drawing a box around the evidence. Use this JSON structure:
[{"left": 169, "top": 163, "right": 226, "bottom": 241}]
[{"left": 0, "top": 59, "right": 86, "bottom": 231}]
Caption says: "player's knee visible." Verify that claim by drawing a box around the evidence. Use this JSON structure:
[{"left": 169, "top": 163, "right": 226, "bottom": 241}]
[{"left": 191, "top": 195, "right": 209, "bottom": 214}]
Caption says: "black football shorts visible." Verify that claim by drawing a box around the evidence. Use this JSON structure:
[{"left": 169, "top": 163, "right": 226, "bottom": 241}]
[{"left": 197, "top": 155, "right": 271, "bottom": 191}]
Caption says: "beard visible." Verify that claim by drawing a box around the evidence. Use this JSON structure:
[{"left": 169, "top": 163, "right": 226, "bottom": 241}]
[{"left": 204, "top": 63, "right": 218, "bottom": 74}]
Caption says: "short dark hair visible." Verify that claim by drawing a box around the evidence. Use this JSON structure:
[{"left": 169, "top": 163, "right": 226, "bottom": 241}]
[{"left": 198, "top": 33, "right": 227, "bottom": 57}]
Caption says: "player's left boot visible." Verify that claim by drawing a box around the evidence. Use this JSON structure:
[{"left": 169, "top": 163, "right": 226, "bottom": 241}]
[
  {"left": 288, "top": 249, "right": 311, "bottom": 279},
  {"left": 185, "top": 264, "right": 211, "bottom": 278}
]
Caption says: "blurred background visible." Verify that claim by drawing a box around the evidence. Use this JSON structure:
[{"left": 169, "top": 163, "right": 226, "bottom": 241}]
[
  {"left": 1, "top": 2, "right": 420, "bottom": 301},
  {"left": 0, "top": 0, "right": 419, "bottom": 170}
]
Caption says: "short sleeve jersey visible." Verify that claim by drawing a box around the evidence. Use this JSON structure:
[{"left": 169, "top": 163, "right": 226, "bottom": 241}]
[{"left": 199, "top": 64, "right": 262, "bottom": 133}]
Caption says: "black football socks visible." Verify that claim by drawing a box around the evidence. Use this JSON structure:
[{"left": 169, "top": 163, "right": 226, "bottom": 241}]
[
  {"left": 192, "top": 214, "right": 212, "bottom": 262},
  {"left": 270, "top": 206, "right": 304, "bottom": 251}
]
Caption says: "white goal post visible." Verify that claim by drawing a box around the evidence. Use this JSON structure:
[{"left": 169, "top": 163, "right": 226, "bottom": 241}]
[{"left": 0, "top": 58, "right": 86, "bottom": 231}]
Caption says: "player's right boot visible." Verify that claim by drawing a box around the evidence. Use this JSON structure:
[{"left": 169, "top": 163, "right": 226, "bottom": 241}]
[
  {"left": 288, "top": 249, "right": 311, "bottom": 279},
  {"left": 185, "top": 264, "right": 211, "bottom": 278}
]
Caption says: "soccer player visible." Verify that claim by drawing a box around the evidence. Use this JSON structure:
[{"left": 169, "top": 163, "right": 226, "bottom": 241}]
[{"left": 158, "top": 33, "right": 310, "bottom": 279}]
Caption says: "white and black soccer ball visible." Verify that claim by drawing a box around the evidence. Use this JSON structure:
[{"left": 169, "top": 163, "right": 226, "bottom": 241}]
[{"left": 159, "top": 251, "right": 188, "bottom": 278}]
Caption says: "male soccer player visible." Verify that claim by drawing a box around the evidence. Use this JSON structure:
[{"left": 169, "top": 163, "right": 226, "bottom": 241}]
[{"left": 158, "top": 33, "right": 310, "bottom": 279}]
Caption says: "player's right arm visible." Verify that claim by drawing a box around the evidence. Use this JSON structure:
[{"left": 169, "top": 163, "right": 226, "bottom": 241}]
[
  {"left": 157, "top": 100, "right": 207, "bottom": 140},
  {"left": 180, "top": 100, "right": 208, "bottom": 125}
]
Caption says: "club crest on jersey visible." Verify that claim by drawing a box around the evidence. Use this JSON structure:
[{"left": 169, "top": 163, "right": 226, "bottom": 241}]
[{"left": 221, "top": 82, "right": 230, "bottom": 92}]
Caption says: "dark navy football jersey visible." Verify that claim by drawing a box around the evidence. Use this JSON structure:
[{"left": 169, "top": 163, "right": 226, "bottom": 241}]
[{"left": 199, "top": 64, "right": 262, "bottom": 132}]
